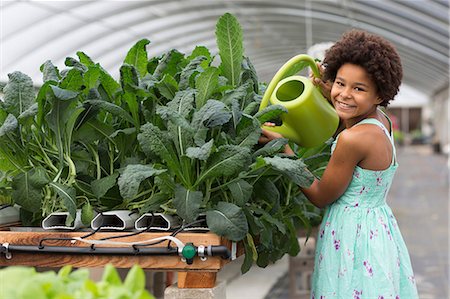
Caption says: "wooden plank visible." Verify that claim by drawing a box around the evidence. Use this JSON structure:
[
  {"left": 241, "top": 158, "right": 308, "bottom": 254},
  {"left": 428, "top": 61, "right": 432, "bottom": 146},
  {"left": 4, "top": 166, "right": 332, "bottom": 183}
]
[
  {"left": 0, "top": 231, "right": 227, "bottom": 271},
  {"left": 177, "top": 271, "right": 217, "bottom": 288}
]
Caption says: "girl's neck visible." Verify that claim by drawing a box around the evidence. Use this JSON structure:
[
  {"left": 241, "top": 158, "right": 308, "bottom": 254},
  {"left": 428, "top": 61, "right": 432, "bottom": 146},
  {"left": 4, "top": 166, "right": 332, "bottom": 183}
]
[{"left": 343, "top": 107, "right": 380, "bottom": 129}]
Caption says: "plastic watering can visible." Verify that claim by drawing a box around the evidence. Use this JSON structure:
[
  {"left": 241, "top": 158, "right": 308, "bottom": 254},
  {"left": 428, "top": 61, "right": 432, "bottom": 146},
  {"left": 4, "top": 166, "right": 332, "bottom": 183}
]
[{"left": 259, "top": 54, "right": 339, "bottom": 148}]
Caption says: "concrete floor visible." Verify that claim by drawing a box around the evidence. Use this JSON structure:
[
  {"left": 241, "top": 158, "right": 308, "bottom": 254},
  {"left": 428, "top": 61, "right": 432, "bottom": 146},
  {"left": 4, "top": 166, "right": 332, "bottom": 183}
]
[{"left": 221, "top": 145, "right": 449, "bottom": 299}]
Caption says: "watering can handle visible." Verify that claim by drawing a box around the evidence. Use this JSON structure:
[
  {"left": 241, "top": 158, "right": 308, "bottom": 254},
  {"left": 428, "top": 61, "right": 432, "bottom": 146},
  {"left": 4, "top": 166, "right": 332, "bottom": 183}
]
[{"left": 259, "top": 54, "right": 321, "bottom": 111}]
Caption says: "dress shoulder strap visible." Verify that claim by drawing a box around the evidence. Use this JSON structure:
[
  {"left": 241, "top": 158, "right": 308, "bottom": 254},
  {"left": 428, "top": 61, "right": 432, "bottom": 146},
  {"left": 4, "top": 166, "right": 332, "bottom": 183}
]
[{"left": 354, "top": 112, "right": 397, "bottom": 166}]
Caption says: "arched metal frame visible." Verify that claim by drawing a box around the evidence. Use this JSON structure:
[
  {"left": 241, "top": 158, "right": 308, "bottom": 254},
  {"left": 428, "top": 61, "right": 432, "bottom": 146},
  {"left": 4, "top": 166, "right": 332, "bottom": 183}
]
[{"left": 1, "top": 0, "right": 448, "bottom": 97}]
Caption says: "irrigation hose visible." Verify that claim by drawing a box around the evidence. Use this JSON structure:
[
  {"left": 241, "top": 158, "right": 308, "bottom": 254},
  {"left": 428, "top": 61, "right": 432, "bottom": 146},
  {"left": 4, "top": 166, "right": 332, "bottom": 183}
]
[{"left": 0, "top": 243, "right": 231, "bottom": 262}]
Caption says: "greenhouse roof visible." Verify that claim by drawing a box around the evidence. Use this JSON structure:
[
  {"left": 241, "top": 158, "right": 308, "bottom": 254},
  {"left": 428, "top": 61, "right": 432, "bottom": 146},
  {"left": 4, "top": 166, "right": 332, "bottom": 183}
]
[{"left": 1, "top": 0, "right": 448, "bottom": 97}]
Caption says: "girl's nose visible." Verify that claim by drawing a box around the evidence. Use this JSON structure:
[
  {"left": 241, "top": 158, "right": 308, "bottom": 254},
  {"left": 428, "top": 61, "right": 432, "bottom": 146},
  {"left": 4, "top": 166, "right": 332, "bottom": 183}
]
[{"left": 340, "top": 87, "right": 352, "bottom": 99}]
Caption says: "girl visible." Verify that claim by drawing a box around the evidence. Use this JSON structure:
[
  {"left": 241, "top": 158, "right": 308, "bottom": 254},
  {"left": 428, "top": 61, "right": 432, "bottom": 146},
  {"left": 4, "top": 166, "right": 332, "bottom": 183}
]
[{"left": 260, "top": 30, "right": 419, "bottom": 298}]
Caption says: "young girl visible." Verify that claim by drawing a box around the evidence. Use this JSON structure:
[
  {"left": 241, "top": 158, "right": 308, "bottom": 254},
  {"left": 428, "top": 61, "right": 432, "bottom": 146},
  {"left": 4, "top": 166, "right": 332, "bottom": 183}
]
[{"left": 260, "top": 30, "right": 419, "bottom": 298}]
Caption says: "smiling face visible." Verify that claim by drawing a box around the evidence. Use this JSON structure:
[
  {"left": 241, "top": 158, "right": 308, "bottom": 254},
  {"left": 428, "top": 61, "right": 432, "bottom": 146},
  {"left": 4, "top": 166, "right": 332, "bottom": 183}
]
[{"left": 330, "top": 63, "right": 382, "bottom": 127}]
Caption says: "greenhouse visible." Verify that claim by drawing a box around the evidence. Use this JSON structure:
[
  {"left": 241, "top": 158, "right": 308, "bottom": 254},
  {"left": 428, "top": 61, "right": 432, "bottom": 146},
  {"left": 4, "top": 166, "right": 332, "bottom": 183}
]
[{"left": 0, "top": 1, "right": 448, "bottom": 298}]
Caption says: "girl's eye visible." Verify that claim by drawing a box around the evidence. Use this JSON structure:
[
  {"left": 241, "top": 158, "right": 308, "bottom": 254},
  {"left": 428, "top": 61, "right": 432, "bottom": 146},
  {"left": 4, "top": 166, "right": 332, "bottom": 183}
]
[
  {"left": 354, "top": 87, "right": 365, "bottom": 92},
  {"left": 335, "top": 81, "right": 344, "bottom": 87}
]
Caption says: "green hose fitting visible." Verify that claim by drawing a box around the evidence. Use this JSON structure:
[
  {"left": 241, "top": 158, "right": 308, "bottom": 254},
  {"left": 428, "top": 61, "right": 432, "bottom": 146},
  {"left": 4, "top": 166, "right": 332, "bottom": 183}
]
[{"left": 181, "top": 243, "right": 196, "bottom": 264}]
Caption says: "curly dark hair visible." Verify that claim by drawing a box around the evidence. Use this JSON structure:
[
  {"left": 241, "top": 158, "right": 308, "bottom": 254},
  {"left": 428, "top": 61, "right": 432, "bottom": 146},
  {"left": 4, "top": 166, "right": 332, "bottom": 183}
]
[{"left": 323, "top": 29, "right": 403, "bottom": 107}]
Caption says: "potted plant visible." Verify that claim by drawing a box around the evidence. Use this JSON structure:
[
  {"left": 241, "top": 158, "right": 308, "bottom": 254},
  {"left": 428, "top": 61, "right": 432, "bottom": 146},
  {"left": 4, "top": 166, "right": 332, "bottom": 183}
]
[
  {"left": 0, "top": 13, "right": 328, "bottom": 273},
  {"left": 0, "top": 264, "right": 154, "bottom": 299}
]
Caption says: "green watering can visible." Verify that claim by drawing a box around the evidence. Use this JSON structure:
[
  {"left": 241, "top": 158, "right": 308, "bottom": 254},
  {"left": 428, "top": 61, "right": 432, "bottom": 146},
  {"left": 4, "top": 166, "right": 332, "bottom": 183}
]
[{"left": 259, "top": 54, "right": 339, "bottom": 148}]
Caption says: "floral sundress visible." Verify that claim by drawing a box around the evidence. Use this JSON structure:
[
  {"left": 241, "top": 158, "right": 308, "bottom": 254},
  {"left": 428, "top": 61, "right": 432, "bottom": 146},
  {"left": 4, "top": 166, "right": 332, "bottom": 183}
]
[{"left": 311, "top": 117, "right": 419, "bottom": 299}]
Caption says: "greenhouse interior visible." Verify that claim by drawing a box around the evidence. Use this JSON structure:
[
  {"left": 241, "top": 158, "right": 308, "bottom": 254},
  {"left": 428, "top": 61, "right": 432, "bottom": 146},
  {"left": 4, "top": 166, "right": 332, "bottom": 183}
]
[{"left": 0, "top": 1, "right": 448, "bottom": 298}]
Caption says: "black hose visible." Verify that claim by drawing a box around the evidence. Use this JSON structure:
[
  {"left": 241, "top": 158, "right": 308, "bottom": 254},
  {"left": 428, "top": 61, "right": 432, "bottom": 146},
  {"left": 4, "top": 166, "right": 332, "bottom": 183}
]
[
  {"left": 2, "top": 244, "right": 178, "bottom": 255},
  {"left": 1, "top": 244, "right": 231, "bottom": 259},
  {"left": 208, "top": 245, "right": 231, "bottom": 259}
]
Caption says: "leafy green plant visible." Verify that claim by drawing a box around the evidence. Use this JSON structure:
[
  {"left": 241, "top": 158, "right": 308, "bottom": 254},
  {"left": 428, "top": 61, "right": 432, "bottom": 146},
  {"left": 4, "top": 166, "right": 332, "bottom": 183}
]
[
  {"left": 0, "top": 13, "right": 329, "bottom": 272},
  {"left": 0, "top": 264, "right": 154, "bottom": 299}
]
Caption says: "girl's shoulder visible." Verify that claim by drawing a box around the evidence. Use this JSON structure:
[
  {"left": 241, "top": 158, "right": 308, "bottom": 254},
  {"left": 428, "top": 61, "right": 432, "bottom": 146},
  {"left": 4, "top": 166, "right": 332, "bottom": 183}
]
[
  {"left": 338, "top": 123, "right": 385, "bottom": 146},
  {"left": 335, "top": 123, "right": 388, "bottom": 158}
]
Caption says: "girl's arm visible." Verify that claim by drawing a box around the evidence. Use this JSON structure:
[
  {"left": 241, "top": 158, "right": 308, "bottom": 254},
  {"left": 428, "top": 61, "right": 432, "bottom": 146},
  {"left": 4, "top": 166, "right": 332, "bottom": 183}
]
[{"left": 301, "top": 129, "right": 366, "bottom": 208}]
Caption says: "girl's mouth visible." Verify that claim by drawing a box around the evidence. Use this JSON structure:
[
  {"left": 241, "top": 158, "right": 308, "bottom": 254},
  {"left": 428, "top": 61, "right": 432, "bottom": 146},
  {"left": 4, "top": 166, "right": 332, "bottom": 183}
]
[{"left": 335, "top": 100, "right": 355, "bottom": 110}]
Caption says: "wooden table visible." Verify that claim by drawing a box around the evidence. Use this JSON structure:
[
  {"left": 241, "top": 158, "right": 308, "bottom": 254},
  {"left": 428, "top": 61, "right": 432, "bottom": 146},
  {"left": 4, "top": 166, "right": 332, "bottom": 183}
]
[{"left": 0, "top": 230, "right": 241, "bottom": 288}]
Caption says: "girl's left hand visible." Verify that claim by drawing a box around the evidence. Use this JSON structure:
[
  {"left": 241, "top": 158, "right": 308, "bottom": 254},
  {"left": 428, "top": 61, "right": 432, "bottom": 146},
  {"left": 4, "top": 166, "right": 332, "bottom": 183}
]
[
  {"left": 259, "top": 122, "right": 283, "bottom": 144},
  {"left": 259, "top": 123, "right": 295, "bottom": 156}
]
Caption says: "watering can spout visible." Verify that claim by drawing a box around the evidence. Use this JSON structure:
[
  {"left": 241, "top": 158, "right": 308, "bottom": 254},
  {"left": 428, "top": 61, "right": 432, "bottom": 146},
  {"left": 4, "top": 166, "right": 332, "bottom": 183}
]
[{"left": 259, "top": 54, "right": 339, "bottom": 148}]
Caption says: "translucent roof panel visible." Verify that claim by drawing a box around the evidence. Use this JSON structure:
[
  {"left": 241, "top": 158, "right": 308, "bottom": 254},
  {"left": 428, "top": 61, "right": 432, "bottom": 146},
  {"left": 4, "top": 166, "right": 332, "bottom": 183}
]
[{"left": 1, "top": 0, "right": 448, "bottom": 97}]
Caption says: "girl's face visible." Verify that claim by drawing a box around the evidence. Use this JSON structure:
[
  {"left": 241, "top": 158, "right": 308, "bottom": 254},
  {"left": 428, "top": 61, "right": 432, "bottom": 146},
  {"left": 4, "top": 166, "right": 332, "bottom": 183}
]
[{"left": 330, "top": 63, "right": 381, "bottom": 127}]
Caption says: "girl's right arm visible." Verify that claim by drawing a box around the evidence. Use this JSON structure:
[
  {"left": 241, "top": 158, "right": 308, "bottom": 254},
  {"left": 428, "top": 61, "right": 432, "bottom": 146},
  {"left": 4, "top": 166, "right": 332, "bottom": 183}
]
[{"left": 300, "top": 129, "right": 367, "bottom": 208}]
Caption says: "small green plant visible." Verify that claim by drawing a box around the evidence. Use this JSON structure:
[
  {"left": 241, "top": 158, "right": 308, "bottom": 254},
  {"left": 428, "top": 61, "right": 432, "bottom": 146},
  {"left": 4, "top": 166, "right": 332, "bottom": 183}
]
[
  {"left": 0, "top": 13, "right": 328, "bottom": 272},
  {"left": 0, "top": 264, "right": 154, "bottom": 299}
]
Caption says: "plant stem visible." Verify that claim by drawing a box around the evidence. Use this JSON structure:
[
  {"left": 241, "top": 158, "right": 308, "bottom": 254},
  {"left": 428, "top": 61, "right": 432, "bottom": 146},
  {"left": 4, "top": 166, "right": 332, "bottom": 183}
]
[
  {"left": 85, "top": 143, "right": 101, "bottom": 180},
  {"left": 31, "top": 131, "right": 58, "bottom": 173},
  {"left": 64, "top": 154, "right": 77, "bottom": 186},
  {"left": 129, "top": 188, "right": 153, "bottom": 202}
]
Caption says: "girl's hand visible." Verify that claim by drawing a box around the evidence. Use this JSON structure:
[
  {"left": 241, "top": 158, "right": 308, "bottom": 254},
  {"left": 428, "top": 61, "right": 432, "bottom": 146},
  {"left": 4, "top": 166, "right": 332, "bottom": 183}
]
[
  {"left": 259, "top": 122, "right": 295, "bottom": 156},
  {"left": 258, "top": 122, "right": 283, "bottom": 144},
  {"left": 310, "top": 62, "right": 332, "bottom": 102}
]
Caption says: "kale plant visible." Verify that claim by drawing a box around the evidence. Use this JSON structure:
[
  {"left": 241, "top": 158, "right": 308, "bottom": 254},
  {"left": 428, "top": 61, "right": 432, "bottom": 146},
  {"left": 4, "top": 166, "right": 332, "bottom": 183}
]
[{"left": 0, "top": 13, "right": 328, "bottom": 272}]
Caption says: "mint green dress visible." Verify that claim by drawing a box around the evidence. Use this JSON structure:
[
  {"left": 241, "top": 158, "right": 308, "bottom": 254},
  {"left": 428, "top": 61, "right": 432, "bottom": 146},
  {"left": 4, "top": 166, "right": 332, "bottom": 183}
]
[{"left": 311, "top": 117, "right": 419, "bottom": 299}]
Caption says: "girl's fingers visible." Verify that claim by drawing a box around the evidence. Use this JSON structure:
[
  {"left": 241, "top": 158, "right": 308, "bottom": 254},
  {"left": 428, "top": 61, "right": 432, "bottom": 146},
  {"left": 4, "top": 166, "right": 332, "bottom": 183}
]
[{"left": 263, "top": 122, "right": 276, "bottom": 127}]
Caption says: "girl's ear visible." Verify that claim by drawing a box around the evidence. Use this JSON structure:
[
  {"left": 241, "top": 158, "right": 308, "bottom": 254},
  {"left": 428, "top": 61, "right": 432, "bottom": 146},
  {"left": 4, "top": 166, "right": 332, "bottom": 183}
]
[{"left": 375, "top": 97, "right": 383, "bottom": 105}]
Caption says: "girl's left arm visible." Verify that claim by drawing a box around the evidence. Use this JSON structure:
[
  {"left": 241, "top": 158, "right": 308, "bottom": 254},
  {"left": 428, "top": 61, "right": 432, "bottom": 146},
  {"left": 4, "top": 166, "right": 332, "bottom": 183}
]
[{"left": 301, "top": 130, "right": 365, "bottom": 208}]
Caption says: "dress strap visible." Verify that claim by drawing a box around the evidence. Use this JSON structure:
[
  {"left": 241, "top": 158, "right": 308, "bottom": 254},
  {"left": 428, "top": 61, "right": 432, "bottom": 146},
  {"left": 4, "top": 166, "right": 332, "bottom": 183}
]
[{"left": 354, "top": 113, "right": 397, "bottom": 166}]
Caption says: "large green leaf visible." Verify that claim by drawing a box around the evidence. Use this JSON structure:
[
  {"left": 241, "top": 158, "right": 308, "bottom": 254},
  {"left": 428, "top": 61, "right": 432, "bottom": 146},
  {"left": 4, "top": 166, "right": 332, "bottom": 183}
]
[
  {"left": 84, "top": 100, "right": 135, "bottom": 124},
  {"left": 155, "top": 74, "right": 178, "bottom": 100},
  {"left": 228, "top": 179, "right": 253, "bottom": 206},
  {"left": 50, "top": 182, "right": 77, "bottom": 220},
  {"left": 241, "top": 56, "right": 259, "bottom": 93},
  {"left": 91, "top": 172, "right": 120, "bottom": 199},
  {"left": 215, "top": 13, "right": 243, "bottom": 87},
  {"left": 254, "top": 179, "right": 280, "bottom": 209},
  {"left": 153, "top": 49, "right": 185, "bottom": 79},
  {"left": 47, "top": 85, "right": 79, "bottom": 161},
  {"left": 137, "top": 123, "right": 182, "bottom": 178},
  {"left": 252, "top": 137, "right": 289, "bottom": 158},
  {"left": 173, "top": 185, "right": 202, "bottom": 223},
  {"left": 254, "top": 104, "right": 287, "bottom": 124},
  {"left": 178, "top": 56, "right": 207, "bottom": 90},
  {"left": 17, "top": 103, "right": 38, "bottom": 122},
  {"left": 235, "top": 115, "right": 261, "bottom": 147},
  {"left": 77, "top": 51, "right": 121, "bottom": 101},
  {"left": 164, "top": 89, "right": 196, "bottom": 155},
  {"left": 199, "top": 145, "right": 251, "bottom": 183},
  {"left": 84, "top": 65, "right": 101, "bottom": 91},
  {"left": 2, "top": 71, "right": 35, "bottom": 117},
  {"left": 59, "top": 68, "right": 84, "bottom": 91},
  {"left": 0, "top": 114, "right": 18, "bottom": 137},
  {"left": 191, "top": 99, "right": 232, "bottom": 129},
  {"left": 195, "top": 67, "right": 219, "bottom": 108},
  {"left": 187, "top": 46, "right": 211, "bottom": 67},
  {"left": 263, "top": 156, "right": 315, "bottom": 187},
  {"left": 124, "top": 39, "right": 150, "bottom": 77},
  {"left": 206, "top": 201, "right": 248, "bottom": 241},
  {"left": 185, "top": 139, "right": 214, "bottom": 161},
  {"left": 65, "top": 56, "right": 88, "bottom": 72},
  {"left": 118, "top": 164, "right": 165, "bottom": 199},
  {"left": 11, "top": 167, "right": 49, "bottom": 212},
  {"left": 40, "top": 60, "right": 59, "bottom": 83}
]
